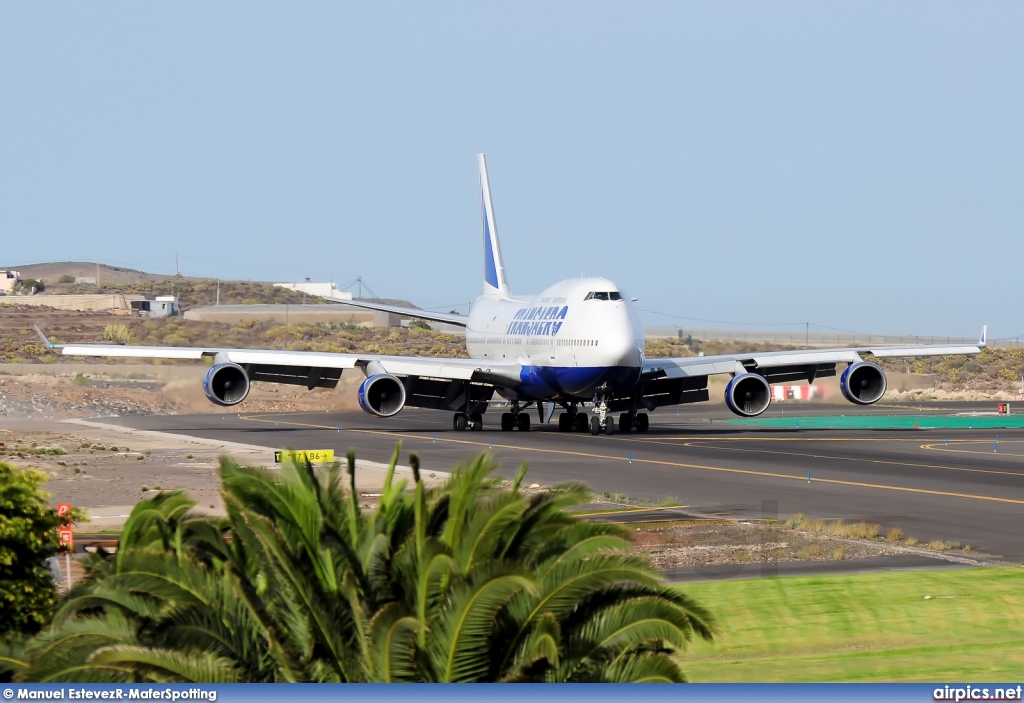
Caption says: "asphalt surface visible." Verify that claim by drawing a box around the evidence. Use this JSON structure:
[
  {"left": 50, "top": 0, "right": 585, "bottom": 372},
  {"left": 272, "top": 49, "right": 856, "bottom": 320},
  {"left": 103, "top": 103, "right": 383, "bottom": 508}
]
[{"left": 103, "top": 401, "right": 1024, "bottom": 561}]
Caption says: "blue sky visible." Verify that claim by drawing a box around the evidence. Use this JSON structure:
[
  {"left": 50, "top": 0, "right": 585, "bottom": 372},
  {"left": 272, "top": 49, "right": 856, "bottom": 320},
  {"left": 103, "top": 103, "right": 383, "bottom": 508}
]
[{"left": 1, "top": 3, "right": 1021, "bottom": 337}]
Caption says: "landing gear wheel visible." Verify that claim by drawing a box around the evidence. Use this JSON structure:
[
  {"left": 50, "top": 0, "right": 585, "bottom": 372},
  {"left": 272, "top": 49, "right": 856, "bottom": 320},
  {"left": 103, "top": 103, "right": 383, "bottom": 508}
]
[
  {"left": 453, "top": 413, "right": 467, "bottom": 431},
  {"left": 517, "top": 414, "right": 531, "bottom": 432},
  {"left": 636, "top": 412, "right": 649, "bottom": 433},
  {"left": 605, "top": 416, "right": 615, "bottom": 436},
  {"left": 619, "top": 412, "right": 633, "bottom": 433},
  {"left": 470, "top": 413, "right": 483, "bottom": 430},
  {"left": 500, "top": 413, "right": 514, "bottom": 431},
  {"left": 575, "top": 414, "right": 589, "bottom": 432},
  {"left": 590, "top": 417, "right": 601, "bottom": 435},
  {"left": 558, "top": 413, "right": 572, "bottom": 432}
]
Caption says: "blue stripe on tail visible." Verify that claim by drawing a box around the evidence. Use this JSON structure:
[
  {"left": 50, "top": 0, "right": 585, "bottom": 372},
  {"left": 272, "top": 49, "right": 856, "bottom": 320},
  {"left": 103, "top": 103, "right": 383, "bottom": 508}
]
[{"left": 483, "top": 196, "right": 499, "bottom": 289}]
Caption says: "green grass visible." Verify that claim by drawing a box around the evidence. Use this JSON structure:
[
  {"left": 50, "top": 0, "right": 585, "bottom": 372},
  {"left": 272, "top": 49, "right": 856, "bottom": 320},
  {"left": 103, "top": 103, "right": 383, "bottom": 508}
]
[{"left": 680, "top": 567, "right": 1024, "bottom": 682}]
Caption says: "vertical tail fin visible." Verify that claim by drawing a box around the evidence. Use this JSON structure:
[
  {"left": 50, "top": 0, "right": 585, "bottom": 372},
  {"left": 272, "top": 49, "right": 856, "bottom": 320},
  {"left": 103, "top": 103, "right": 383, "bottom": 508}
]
[
  {"left": 478, "top": 153, "right": 511, "bottom": 297},
  {"left": 979, "top": 324, "right": 988, "bottom": 348}
]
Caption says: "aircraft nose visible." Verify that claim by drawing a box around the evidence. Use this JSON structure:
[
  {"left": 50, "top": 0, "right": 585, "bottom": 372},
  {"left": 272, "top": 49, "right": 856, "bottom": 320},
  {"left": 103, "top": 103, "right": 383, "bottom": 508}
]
[{"left": 600, "top": 305, "right": 642, "bottom": 367}]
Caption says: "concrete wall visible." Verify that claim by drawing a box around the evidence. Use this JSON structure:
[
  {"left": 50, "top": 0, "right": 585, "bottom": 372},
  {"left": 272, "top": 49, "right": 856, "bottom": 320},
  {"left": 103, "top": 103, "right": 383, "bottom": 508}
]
[
  {"left": 0, "top": 293, "right": 145, "bottom": 311},
  {"left": 184, "top": 304, "right": 398, "bottom": 327}
]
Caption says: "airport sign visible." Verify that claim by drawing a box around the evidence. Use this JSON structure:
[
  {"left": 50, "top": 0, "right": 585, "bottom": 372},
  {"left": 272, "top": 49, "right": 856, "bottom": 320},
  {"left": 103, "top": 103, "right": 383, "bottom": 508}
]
[{"left": 274, "top": 450, "right": 335, "bottom": 464}]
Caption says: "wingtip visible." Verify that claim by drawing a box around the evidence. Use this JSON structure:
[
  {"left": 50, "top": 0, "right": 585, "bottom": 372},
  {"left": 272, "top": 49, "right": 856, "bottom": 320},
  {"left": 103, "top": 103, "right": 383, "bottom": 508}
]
[{"left": 33, "top": 323, "right": 56, "bottom": 350}]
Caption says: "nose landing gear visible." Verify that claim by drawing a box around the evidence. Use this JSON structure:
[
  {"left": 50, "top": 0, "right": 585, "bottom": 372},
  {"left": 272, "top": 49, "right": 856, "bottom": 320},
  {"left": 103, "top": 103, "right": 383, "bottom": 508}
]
[{"left": 589, "top": 395, "right": 616, "bottom": 435}]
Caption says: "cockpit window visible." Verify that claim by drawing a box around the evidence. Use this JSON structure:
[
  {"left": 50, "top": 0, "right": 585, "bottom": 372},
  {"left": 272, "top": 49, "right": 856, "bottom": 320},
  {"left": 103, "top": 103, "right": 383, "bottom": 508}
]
[{"left": 584, "top": 291, "right": 622, "bottom": 301}]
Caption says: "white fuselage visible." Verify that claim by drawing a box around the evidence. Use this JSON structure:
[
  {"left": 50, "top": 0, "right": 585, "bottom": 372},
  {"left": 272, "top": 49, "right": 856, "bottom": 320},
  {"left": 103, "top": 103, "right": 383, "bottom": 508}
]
[{"left": 461, "top": 277, "right": 646, "bottom": 401}]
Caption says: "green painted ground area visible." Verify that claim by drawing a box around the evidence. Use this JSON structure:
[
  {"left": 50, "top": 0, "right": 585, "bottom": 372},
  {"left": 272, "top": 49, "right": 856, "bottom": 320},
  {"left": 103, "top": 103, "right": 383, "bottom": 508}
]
[
  {"left": 681, "top": 567, "right": 1024, "bottom": 682},
  {"left": 725, "top": 414, "right": 1024, "bottom": 429}
]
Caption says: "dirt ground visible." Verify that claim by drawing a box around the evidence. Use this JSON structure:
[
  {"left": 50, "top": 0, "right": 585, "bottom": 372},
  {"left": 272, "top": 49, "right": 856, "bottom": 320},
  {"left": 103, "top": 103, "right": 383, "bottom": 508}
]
[
  {"left": 0, "top": 414, "right": 442, "bottom": 531},
  {"left": 626, "top": 518, "right": 960, "bottom": 568},
  {"left": 0, "top": 367, "right": 365, "bottom": 419}
]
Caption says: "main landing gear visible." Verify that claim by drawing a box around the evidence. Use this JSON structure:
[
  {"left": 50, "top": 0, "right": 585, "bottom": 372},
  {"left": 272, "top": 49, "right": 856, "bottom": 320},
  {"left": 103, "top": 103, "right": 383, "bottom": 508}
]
[
  {"left": 617, "top": 411, "right": 650, "bottom": 434},
  {"left": 499, "top": 401, "right": 532, "bottom": 432},
  {"left": 452, "top": 412, "right": 484, "bottom": 431},
  {"left": 556, "top": 404, "right": 590, "bottom": 433}
]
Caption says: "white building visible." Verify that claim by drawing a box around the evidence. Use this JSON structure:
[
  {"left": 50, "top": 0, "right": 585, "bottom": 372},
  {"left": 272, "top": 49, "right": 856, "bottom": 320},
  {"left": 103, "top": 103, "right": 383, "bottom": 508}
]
[
  {"left": 0, "top": 270, "right": 21, "bottom": 293},
  {"left": 129, "top": 295, "right": 180, "bottom": 317},
  {"left": 273, "top": 281, "right": 352, "bottom": 300}
]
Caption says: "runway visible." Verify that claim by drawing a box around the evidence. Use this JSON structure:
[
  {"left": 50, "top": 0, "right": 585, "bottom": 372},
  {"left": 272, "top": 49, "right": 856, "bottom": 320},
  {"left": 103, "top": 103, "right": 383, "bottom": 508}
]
[{"left": 103, "top": 401, "right": 1024, "bottom": 561}]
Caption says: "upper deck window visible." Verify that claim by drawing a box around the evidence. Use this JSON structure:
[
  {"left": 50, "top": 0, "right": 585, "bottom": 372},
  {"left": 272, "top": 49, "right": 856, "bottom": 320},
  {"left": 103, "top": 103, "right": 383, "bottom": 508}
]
[{"left": 584, "top": 291, "right": 622, "bottom": 301}]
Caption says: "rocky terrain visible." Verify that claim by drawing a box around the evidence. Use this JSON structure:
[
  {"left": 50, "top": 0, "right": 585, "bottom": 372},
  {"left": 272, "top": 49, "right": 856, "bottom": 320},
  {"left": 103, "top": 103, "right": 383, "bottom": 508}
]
[{"left": 0, "top": 370, "right": 362, "bottom": 419}]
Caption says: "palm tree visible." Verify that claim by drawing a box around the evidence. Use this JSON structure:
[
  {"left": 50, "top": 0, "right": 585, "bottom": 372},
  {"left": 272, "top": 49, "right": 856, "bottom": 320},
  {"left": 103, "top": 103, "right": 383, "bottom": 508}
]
[{"left": 11, "top": 446, "right": 713, "bottom": 683}]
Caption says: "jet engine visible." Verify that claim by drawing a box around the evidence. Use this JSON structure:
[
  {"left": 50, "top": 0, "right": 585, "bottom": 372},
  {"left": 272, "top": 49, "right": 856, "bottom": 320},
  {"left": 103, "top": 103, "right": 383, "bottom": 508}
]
[
  {"left": 840, "top": 361, "right": 887, "bottom": 405},
  {"left": 203, "top": 363, "right": 251, "bottom": 406},
  {"left": 358, "top": 374, "right": 407, "bottom": 417},
  {"left": 724, "top": 373, "right": 772, "bottom": 418}
]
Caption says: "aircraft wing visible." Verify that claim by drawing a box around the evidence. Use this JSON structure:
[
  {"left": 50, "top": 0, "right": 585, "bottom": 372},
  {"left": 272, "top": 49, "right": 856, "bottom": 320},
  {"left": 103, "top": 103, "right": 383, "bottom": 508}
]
[
  {"left": 642, "top": 339, "right": 984, "bottom": 382},
  {"left": 325, "top": 297, "right": 468, "bottom": 327},
  {"left": 57, "top": 343, "right": 522, "bottom": 387}
]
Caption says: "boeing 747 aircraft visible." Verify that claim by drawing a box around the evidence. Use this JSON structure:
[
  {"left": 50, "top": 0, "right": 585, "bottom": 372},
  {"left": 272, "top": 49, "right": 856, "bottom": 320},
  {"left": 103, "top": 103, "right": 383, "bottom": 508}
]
[{"left": 54, "top": 155, "right": 986, "bottom": 435}]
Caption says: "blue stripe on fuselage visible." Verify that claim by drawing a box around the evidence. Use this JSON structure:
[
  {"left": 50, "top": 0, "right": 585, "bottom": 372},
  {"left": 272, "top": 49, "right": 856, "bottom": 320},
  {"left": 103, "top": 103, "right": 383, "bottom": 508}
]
[{"left": 516, "top": 365, "right": 641, "bottom": 400}]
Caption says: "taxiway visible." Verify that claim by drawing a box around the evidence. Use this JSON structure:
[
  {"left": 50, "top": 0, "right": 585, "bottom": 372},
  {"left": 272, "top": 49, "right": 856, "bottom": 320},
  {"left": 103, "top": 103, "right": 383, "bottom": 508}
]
[{"left": 102, "top": 401, "right": 1024, "bottom": 561}]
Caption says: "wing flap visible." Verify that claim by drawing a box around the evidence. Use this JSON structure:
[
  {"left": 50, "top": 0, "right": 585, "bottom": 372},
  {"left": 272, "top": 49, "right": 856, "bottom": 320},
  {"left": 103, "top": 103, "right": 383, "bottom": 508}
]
[
  {"left": 246, "top": 364, "right": 343, "bottom": 390},
  {"left": 645, "top": 341, "right": 983, "bottom": 380}
]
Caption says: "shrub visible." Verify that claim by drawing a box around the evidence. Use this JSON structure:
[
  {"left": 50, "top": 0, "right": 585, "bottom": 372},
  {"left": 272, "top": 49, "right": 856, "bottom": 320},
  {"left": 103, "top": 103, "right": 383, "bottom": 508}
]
[
  {"left": 0, "top": 463, "right": 61, "bottom": 637},
  {"left": 9, "top": 449, "right": 715, "bottom": 683},
  {"left": 102, "top": 324, "right": 133, "bottom": 344}
]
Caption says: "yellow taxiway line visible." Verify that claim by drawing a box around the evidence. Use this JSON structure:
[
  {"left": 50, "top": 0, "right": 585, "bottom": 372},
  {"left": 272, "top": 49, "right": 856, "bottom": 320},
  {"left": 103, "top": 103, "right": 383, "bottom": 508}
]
[
  {"left": 237, "top": 414, "right": 1024, "bottom": 507},
  {"left": 657, "top": 440, "right": 1024, "bottom": 479}
]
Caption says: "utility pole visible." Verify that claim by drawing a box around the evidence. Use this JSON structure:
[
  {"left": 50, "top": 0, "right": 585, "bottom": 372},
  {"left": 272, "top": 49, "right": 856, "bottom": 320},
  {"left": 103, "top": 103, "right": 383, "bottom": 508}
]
[
  {"left": 805, "top": 322, "right": 809, "bottom": 345},
  {"left": 216, "top": 280, "right": 220, "bottom": 306}
]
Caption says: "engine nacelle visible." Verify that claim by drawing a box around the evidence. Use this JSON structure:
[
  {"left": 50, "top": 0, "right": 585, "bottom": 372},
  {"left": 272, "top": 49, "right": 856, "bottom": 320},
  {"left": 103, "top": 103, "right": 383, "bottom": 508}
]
[
  {"left": 203, "top": 363, "right": 250, "bottom": 407},
  {"left": 358, "top": 374, "right": 407, "bottom": 418},
  {"left": 724, "top": 373, "right": 772, "bottom": 417},
  {"left": 840, "top": 361, "right": 887, "bottom": 405}
]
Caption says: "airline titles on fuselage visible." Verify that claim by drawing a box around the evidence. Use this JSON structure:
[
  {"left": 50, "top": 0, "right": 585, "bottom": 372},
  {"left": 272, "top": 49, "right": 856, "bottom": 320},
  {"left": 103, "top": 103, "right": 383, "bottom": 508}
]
[{"left": 506, "top": 305, "right": 569, "bottom": 336}]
